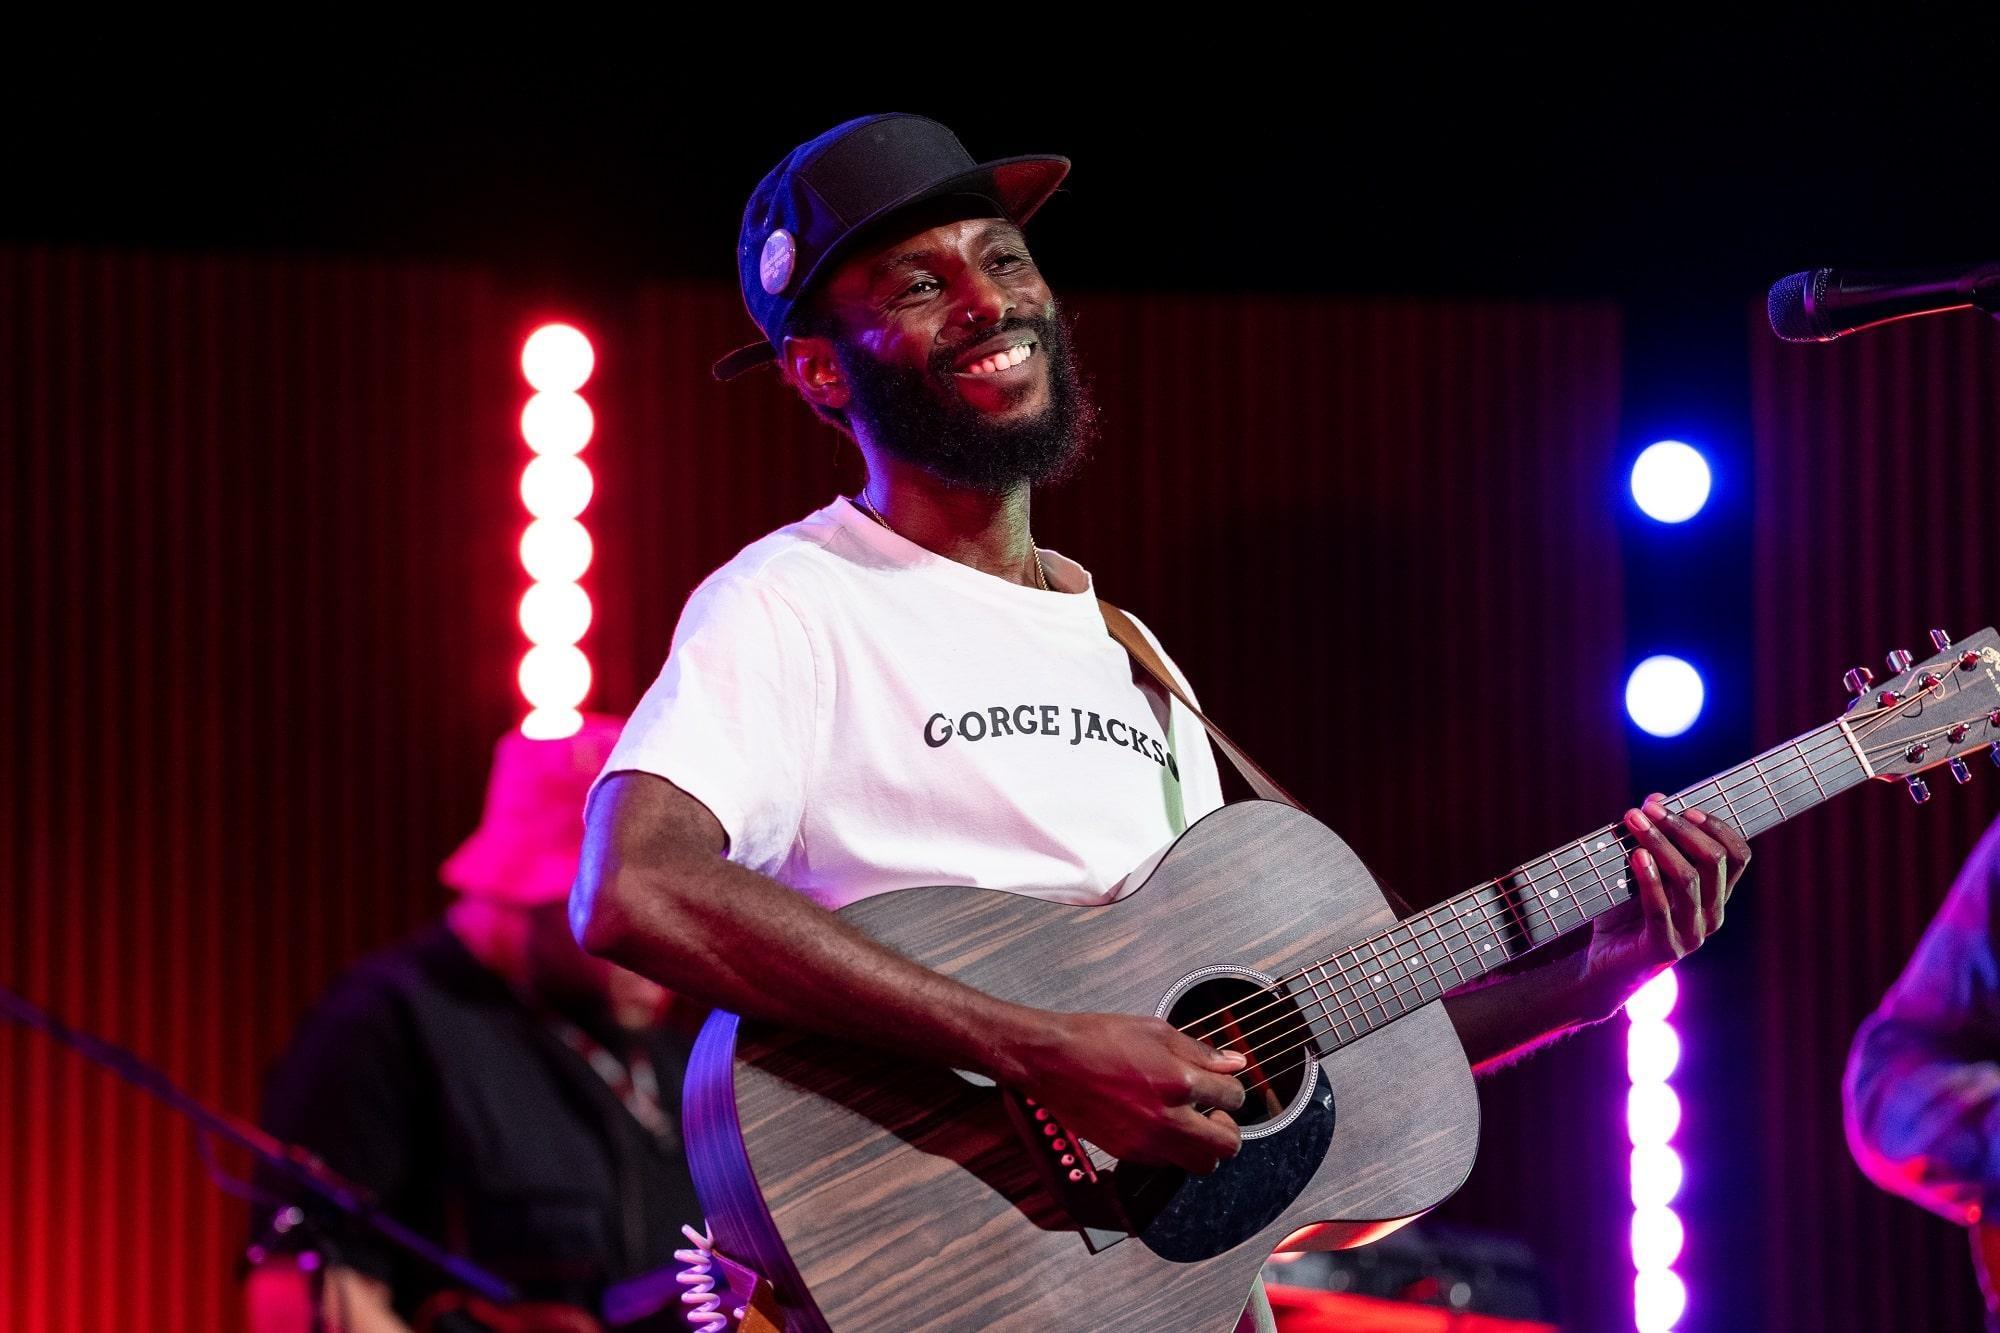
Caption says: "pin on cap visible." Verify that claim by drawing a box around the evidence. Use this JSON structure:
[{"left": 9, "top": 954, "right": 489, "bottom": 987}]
[
  {"left": 713, "top": 114, "right": 1069, "bottom": 381},
  {"left": 759, "top": 229, "right": 796, "bottom": 295}
]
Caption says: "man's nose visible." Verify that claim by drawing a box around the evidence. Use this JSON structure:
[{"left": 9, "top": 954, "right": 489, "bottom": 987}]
[{"left": 957, "top": 272, "right": 1015, "bottom": 328}]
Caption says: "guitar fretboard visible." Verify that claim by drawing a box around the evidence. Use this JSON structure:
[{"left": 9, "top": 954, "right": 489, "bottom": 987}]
[{"left": 1287, "top": 720, "right": 1872, "bottom": 1054}]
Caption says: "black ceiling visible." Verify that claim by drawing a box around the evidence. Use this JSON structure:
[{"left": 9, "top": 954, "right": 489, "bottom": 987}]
[{"left": 15, "top": 23, "right": 1996, "bottom": 311}]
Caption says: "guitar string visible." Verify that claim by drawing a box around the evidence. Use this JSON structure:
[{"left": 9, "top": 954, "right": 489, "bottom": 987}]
[
  {"left": 1190, "top": 707, "right": 1978, "bottom": 1091},
  {"left": 1177, "top": 671, "right": 1968, "bottom": 1054},
  {"left": 1169, "top": 718, "right": 1855, "bottom": 1046},
  {"left": 1208, "top": 723, "right": 1886, "bottom": 1065},
  {"left": 1178, "top": 726, "right": 1853, "bottom": 1056},
  {"left": 1192, "top": 766, "right": 1800, "bottom": 1088},
  {"left": 1193, "top": 758, "right": 1816, "bottom": 1075},
  {"left": 1185, "top": 741, "right": 1833, "bottom": 1061},
  {"left": 1184, "top": 710, "right": 1954, "bottom": 1074}
]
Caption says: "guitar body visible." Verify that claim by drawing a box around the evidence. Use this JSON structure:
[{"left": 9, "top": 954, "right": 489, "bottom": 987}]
[{"left": 682, "top": 801, "right": 1481, "bottom": 1332}]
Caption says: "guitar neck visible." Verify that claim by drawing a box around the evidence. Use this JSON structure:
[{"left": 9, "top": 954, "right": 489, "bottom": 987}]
[{"left": 1295, "top": 719, "right": 1873, "bottom": 1051}]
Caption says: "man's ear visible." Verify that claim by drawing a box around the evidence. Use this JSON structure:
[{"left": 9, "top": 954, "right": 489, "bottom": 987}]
[{"left": 780, "top": 334, "right": 850, "bottom": 412}]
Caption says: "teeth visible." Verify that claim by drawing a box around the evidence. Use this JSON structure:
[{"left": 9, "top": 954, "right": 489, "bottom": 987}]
[{"left": 962, "top": 342, "right": 1035, "bottom": 375}]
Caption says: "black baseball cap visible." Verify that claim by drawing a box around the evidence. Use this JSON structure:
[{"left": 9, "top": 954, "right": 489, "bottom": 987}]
[{"left": 711, "top": 114, "right": 1070, "bottom": 381}]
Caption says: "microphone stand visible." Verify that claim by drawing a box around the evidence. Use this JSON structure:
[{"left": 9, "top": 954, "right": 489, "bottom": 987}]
[{"left": 0, "top": 982, "right": 519, "bottom": 1319}]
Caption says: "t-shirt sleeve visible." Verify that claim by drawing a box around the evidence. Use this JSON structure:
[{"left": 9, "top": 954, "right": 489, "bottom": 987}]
[{"left": 594, "top": 573, "right": 818, "bottom": 878}]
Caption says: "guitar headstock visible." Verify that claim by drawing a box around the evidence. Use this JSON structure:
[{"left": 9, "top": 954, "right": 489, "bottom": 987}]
[{"left": 1840, "top": 627, "right": 2000, "bottom": 802}]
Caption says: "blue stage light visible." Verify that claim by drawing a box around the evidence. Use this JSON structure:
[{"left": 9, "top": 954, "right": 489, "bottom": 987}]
[
  {"left": 1630, "top": 441, "right": 1712, "bottom": 523},
  {"left": 1626, "top": 656, "right": 1705, "bottom": 737}
]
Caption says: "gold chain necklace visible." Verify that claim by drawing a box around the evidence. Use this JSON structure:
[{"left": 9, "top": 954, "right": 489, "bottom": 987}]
[{"left": 856, "top": 488, "right": 1049, "bottom": 592}]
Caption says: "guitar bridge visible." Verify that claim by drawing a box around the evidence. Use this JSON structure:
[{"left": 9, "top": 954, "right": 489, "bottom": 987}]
[{"left": 1003, "top": 1092, "right": 1133, "bottom": 1253}]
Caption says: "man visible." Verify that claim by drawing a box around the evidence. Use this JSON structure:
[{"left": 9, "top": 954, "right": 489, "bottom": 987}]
[
  {"left": 245, "top": 716, "right": 704, "bottom": 1332},
  {"left": 572, "top": 114, "right": 1749, "bottom": 1330},
  {"left": 1845, "top": 814, "right": 2000, "bottom": 1328}
]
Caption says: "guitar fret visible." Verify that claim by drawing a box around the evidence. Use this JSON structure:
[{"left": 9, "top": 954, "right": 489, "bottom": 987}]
[
  {"left": 1793, "top": 736, "right": 1828, "bottom": 801},
  {"left": 1316, "top": 957, "right": 1364, "bottom": 1045},
  {"left": 1292, "top": 700, "right": 1944, "bottom": 1054}
]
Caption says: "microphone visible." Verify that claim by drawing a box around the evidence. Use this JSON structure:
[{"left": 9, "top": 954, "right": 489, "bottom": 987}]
[{"left": 1767, "top": 262, "right": 2000, "bottom": 342}]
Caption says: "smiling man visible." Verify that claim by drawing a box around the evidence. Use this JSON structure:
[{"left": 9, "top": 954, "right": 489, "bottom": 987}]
[{"left": 573, "top": 114, "right": 1748, "bottom": 1332}]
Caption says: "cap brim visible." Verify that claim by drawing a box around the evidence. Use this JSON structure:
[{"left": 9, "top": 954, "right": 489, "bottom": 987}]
[
  {"left": 713, "top": 340, "right": 778, "bottom": 380},
  {"left": 712, "top": 153, "right": 1071, "bottom": 382}
]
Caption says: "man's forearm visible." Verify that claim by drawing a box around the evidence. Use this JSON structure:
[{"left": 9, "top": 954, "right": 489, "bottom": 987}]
[
  {"left": 592, "top": 852, "right": 1062, "bottom": 1080},
  {"left": 574, "top": 776, "right": 1059, "bottom": 1086},
  {"left": 1444, "top": 938, "right": 1621, "bottom": 1075}
]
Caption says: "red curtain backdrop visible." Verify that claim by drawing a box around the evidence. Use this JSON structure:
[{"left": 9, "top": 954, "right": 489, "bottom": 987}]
[
  {"left": 0, "top": 250, "right": 518, "bottom": 1332},
  {"left": 1750, "top": 313, "right": 2000, "bottom": 1332},
  {"left": 3, "top": 252, "right": 1630, "bottom": 1329}
]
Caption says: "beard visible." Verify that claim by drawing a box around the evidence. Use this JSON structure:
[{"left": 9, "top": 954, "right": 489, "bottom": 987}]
[{"left": 833, "top": 303, "right": 1101, "bottom": 495}]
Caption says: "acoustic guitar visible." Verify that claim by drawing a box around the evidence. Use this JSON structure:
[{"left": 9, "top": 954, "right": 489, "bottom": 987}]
[{"left": 685, "top": 628, "right": 2000, "bottom": 1331}]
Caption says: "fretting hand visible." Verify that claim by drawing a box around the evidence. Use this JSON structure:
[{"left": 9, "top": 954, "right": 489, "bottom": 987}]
[{"left": 1584, "top": 792, "right": 1752, "bottom": 1010}]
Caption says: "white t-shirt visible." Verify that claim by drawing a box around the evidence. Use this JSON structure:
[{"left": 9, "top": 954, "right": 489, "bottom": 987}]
[{"left": 595, "top": 495, "right": 1226, "bottom": 910}]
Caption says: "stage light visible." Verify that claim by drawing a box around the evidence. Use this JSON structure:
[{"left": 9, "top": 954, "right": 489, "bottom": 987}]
[
  {"left": 521, "top": 391, "right": 595, "bottom": 456},
  {"left": 521, "top": 707, "right": 585, "bottom": 741},
  {"left": 519, "top": 581, "right": 592, "bottom": 647},
  {"left": 1628, "top": 958, "right": 1686, "bottom": 1329},
  {"left": 515, "top": 323, "right": 599, "bottom": 734},
  {"left": 521, "top": 455, "right": 594, "bottom": 521},
  {"left": 1627, "top": 967, "right": 1679, "bottom": 1023},
  {"left": 519, "top": 643, "right": 592, "bottom": 711},
  {"left": 1627, "top": 1023, "right": 1682, "bottom": 1084},
  {"left": 1633, "top": 1270, "right": 1687, "bottom": 1333},
  {"left": 1627, "top": 1083, "right": 1683, "bottom": 1147},
  {"left": 1630, "top": 1144, "right": 1684, "bottom": 1209},
  {"left": 522, "top": 323, "right": 595, "bottom": 393},
  {"left": 1631, "top": 1207, "right": 1686, "bottom": 1272},
  {"left": 1630, "top": 440, "right": 1711, "bottom": 523},
  {"left": 1625, "top": 655, "right": 1705, "bottom": 738},
  {"left": 520, "top": 519, "right": 593, "bottom": 584}
]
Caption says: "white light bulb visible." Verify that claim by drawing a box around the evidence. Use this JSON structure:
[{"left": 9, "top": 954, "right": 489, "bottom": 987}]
[
  {"left": 1626, "top": 656, "right": 1706, "bottom": 739},
  {"left": 521, "top": 391, "right": 595, "bottom": 456},
  {"left": 521, "top": 456, "right": 593, "bottom": 521},
  {"left": 520, "top": 519, "right": 593, "bottom": 584},
  {"left": 1631, "top": 440, "right": 1712, "bottom": 523},
  {"left": 518, "top": 644, "right": 591, "bottom": 711},
  {"left": 521, "top": 324, "right": 595, "bottom": 392}
]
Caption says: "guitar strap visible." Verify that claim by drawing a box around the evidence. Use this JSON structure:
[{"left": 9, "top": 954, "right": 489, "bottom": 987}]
[{"left": 1097, "top": 599, "right": 1307, "bottom": 812}]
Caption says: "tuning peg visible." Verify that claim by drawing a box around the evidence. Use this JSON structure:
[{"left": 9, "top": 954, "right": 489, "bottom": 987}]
[
  {"left": 1963, "top": 651, "right": 1983, "bottom": 672},
  {"left": 1908, "top": 776, "right": 1933, "bottom": 804},
  {"left": 1932, "top": 629, "right": 1954, "bottom": 651},
  {"left": 1949, "top": 724, "right": 1972, "bottom": 743},
  {"left": 1991, "top": 741, "right": 2000, "bottom": 768},
  {"left": 1887, "top": 649, "right": 1915, "bottom": 674},
  {"left": 1907, "top": 742, "right": 1930, "bottom": 763},
  {"left": 1844, "top": 666, "right": 1876, "bottom": 696},
  {"left": 1950, "top": 757, "right": 1974, "bottom": 785}
]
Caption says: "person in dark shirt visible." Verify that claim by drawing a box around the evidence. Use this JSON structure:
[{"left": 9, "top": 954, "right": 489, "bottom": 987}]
[{"left": 243, "top": 715, "right": 704, "bottom": 1332}]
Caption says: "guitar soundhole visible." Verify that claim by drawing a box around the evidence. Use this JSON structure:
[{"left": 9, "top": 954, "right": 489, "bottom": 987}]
[{"left": 1162, "top": 974, "right": 1318, "bottom": 1136}]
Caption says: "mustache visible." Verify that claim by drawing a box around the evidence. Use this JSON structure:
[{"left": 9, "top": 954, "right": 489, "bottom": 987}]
[{"left": 929, "top": 312, "right": 1057, "bottom": 378}]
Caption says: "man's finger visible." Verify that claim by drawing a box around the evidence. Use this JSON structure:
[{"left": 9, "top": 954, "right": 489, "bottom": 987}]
[
  {"left": 1628, "top": 847, "right": 1678, "bottom": 961},
  {"left": 1182, "top": 1106, "right": 1243, "bottom": 1159},
  {"left": 1188, "top": 1068, "right": 1248, "bottom": 1113},
  {"left": 1172, "top": 1028, "right": 1249, "bottom": 1074},
  {"left": 1683, "top": 807, "right": 1752, "bottom": 903},
  {"left": 1626, "top": 807, "right": 1699, "bottom": 947},
  {"left": 1151, "top": 1107, "right": 1239, "bottom": 1174},
  {"left": 1656, "top": 809, "right": 1728, "bottom": 932}
]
